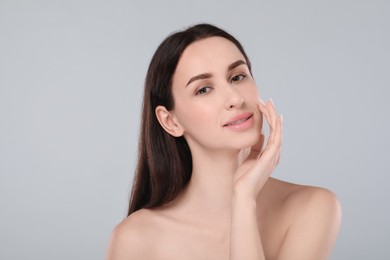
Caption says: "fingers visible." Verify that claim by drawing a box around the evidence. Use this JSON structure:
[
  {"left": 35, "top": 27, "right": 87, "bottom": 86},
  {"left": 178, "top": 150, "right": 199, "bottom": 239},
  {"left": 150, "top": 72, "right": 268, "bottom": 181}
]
[
  {"left": 257, "top": 98, "right": 283, "bottom": 163},
  {"left": 258, "top": 100, "right": 273, "bottom": 143},
  {"left": 259, "top": 99, "right": 281, "bottom": 142},
  {"left": 235, "top": 100, "right": 283, "bottom": 197},
  {"left": 248, "top": 131, "right": 265, "bottom": 159},
  {"left": 258, "top": 100, "right": 271, "bottom": 131},
  {"left": 273, "top": 113, "right": 283, "bottom": 165}
]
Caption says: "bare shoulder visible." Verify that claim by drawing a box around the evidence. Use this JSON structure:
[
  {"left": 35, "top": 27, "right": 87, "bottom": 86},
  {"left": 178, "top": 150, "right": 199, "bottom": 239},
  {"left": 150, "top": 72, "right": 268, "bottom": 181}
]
[
  {"left": 267, "top": 177, "right": 342, "bottom": 224},
  {"left": 267, "top": 178, "right": 342, "bottom": 259},
  {"left": 275, "top": 178, "right": 340, "bottom": 217},
  {"left": 105, "top": 209, "right": 158, "bottom": 260}
]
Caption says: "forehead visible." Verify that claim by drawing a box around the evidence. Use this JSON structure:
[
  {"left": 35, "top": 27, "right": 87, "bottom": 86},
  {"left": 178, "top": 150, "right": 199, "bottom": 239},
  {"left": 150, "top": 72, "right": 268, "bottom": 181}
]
[{"left": 172, "top": 36, "right": 246, "bottom": 85}]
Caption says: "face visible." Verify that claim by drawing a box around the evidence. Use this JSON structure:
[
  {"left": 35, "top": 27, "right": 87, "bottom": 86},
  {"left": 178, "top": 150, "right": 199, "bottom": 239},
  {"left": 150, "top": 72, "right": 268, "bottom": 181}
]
[{"left": 169, "top": 36, "right": 262, "bottom": 152}]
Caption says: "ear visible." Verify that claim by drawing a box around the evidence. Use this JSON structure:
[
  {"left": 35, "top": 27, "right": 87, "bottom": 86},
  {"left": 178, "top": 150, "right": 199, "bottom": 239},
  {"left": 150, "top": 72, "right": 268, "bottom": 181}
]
[{"left": 155, "top": 105, "right": 184, "bottom": 137}]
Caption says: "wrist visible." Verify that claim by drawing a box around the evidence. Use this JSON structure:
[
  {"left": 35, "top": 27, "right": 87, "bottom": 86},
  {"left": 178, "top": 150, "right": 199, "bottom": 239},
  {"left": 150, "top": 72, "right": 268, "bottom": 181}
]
[{"left": 232, "top": 190, "right": 257, "bottom": 209}]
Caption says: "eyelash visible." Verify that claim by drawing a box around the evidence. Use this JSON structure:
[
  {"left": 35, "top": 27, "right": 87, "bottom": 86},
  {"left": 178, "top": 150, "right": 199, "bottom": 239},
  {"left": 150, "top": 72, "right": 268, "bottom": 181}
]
[
  {"left": 195, "top": 86, "right": 211, "bottom": 96},
  {"left": 194, "top": 73, "right": 247, "bottom": 96},
  {"left": 230, "top": 73, "right": 247, "bottom": 83}
]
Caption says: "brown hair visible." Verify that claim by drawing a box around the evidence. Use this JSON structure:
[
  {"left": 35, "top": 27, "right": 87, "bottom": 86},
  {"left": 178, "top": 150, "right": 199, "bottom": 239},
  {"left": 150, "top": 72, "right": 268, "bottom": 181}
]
[{"left": 128, "top": 23, "right": 252, "bottom": 215}]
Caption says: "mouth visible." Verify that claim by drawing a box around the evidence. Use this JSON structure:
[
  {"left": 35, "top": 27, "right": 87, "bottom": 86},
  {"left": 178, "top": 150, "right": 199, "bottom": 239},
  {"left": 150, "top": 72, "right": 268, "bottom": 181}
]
[{"left": 223, "top": 113, "right": 253, "bottom": 127}]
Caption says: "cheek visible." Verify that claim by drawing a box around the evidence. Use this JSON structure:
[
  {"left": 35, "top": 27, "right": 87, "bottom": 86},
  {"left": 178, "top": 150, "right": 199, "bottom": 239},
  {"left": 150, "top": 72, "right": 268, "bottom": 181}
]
[
  {"left": 238, "top": 81, "right": 260, "bottom": 101},
  {"left": 259, "top": 112, "right": 263, "bottom": 130},
  {"left": 242, "top": 84, "right": 263, "bottom": 129},
  {"left": 174, "top": 101, "right": 215, "bottom": 132},
  {"left": 248, "top": 85, "right": 260, "bottom": 100}
]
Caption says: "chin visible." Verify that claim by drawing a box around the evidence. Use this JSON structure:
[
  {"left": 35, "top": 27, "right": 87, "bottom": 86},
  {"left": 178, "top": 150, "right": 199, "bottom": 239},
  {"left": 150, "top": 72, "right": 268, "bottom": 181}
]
[{"left": 236, "top": 131, "right": 262, "bottom": 150}]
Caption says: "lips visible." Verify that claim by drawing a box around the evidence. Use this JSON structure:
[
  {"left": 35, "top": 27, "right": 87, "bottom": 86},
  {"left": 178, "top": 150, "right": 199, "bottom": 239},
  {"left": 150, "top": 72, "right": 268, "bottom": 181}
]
[{"left": 223, "top": 112, "right": 253, "bottom": 127}]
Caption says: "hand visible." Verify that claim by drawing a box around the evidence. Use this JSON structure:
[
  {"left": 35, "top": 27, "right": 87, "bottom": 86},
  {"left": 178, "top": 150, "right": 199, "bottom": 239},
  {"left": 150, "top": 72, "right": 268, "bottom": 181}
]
[{"left": 233, "top": 99, "right": 283, "bottom": 200}]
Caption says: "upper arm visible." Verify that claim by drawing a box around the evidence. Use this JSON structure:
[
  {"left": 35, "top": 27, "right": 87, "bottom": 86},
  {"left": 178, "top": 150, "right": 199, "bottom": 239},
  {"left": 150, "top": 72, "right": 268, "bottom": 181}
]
[
  {"left": 277, "top": 188, "right": 342, "bottom": 260},
  {"left": 105, "top": 219, "right": 147, "bottom": 260}
]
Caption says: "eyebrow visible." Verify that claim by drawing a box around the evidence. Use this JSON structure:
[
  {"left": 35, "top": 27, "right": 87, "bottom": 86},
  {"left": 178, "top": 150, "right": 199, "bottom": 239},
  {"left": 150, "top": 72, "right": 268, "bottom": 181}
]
[
  {"left": 186, "top": 73, "right": 212, "bottom": 87},
  {"left": 228, "top": 59, "right": 247, "bottom": 71},
  {"left": 185, "top": 59, "right": 247, "bottom": 87}
]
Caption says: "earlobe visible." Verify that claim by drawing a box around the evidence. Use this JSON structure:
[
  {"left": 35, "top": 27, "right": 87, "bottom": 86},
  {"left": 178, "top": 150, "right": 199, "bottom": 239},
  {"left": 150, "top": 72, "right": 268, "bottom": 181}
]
[{"left": 155, "top": 106, "right": 184, "bottom": 137}]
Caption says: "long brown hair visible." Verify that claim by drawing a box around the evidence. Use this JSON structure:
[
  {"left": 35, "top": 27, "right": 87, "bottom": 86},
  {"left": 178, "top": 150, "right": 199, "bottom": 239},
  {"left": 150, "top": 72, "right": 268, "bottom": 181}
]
[{"left": 128, "top": 23, "right": 252, "bottom": 215}]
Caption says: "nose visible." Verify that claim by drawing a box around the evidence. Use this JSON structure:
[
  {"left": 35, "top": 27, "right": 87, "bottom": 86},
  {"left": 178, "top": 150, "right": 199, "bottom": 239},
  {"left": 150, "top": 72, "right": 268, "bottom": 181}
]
[{"left": 224, "top": 87, "right": 244, "bottom": 110}]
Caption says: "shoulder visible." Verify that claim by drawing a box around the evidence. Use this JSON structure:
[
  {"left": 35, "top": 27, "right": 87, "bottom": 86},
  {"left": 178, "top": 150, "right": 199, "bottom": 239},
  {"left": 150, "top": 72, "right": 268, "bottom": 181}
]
[
  {"left": 266, "top": 177, "right": 341, "bottom": 217},
  {"left": 105, "top": 209, "right": 159, "bottom": 260},
  {"left": 281, "top": 179, "right": 342, "bottom": 223},
  {"left": 267, "top": 178, "right": 342, "bottom": 259}
]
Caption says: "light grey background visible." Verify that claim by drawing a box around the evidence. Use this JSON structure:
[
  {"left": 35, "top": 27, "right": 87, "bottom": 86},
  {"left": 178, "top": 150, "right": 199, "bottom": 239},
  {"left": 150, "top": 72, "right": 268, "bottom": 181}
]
[{"left": 1, "top": 0, "right": 389, "bottom": 259}]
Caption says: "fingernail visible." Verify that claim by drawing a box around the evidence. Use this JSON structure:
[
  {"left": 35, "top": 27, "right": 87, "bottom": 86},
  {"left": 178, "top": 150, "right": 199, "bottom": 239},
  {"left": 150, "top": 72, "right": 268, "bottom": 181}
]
[
  {"left": 259, "top": 99, "right": 265, "bottom": 106},
  {"left": 280, "top": 114, "right": 283, "bottom": 123},
  {"left": 270, "top": 98, "right": 275, "bottom": 106}
]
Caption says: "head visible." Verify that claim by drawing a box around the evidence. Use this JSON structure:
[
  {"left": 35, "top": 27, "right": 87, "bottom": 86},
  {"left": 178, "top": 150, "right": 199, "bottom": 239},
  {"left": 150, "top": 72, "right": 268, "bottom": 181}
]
[{"left": 128, "top": 23, "right": 257, "bottom": 215}]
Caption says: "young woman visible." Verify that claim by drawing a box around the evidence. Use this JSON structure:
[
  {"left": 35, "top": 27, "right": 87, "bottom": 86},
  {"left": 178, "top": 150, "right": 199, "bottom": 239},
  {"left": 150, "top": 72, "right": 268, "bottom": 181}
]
[{"left": 106, "top": 24, "right": 341, "bottom": 260}]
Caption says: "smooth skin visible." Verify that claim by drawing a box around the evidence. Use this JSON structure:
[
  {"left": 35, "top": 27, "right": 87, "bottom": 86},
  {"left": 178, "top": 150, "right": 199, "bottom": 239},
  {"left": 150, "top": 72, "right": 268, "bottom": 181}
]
[{"left": 106, "top": 37, "right": 341, "bottom": 260}]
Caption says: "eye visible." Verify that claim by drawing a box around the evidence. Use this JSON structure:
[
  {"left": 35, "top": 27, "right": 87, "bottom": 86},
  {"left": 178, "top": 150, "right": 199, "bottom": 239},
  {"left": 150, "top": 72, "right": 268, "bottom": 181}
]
[
  {"left": 230, "top": 74, "right": 246, "bottom": 83},
  {"left": 195, "top": 86, "right": 212, "bottom": 96}
]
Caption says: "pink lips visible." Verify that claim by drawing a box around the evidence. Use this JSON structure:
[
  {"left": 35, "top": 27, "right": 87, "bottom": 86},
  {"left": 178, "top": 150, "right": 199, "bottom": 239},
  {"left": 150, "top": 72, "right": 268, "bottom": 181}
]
[{"left": 223, "top": 112, "right": 254, "bottom": 130}]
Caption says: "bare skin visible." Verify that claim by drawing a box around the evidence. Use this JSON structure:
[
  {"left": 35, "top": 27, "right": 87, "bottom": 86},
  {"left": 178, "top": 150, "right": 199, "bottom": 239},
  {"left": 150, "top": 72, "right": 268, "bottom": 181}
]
[
  {"left": 107, "top": 178, "right": 340, "bottom": 260},
  {"left": 106, "top": 37, "right": 341, "bottom": 260}
]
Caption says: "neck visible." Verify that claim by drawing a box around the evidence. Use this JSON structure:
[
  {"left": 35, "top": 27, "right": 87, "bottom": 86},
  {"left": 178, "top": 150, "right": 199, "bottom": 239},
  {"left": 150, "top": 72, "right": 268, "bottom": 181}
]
[{"left": 177, "top": 148, "right": 246, "bottom": 218}]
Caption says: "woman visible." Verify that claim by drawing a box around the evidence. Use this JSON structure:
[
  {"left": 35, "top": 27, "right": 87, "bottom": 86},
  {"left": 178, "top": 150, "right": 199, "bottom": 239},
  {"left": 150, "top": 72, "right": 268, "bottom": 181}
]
[{"left": 106, "top": 23, "right": 341, "bottom": 260}]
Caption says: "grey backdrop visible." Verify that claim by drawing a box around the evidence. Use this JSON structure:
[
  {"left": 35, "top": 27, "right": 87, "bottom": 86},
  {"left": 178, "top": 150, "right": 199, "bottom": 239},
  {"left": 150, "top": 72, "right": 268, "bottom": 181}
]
[{"left": 1, "top": 0, "right": 389, "bottom": 259}]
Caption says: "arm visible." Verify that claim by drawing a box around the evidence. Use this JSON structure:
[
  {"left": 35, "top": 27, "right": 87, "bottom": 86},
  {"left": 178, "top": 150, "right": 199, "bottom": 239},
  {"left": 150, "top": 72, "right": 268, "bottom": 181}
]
[
  {"left": 230, "top": 100, "right": 341, "bottom": 260},
  {"left": 230, "top": 192, "right": 265, "bottom": 259},
  {"left": 106, "top": 216, "right": 148, "bottom": 260},
  {"left": 230, "top": 188, "right": 342, "bottom": 260},
  {"left": 230, "top": 99, "right": 282, "bottom": 260},
  {"left": 276, "top": 189, "right": 342, "bottom": 260},
  {"left": 106, "top": 224, "right": 137, "bottom": 260}
]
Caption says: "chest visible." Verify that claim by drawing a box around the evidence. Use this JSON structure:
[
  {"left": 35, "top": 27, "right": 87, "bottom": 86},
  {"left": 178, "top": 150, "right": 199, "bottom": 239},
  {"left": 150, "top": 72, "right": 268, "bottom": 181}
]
[
  {"left": 150, "top": 224, "right": 230, "bottom": 260},
  {"left": 145, "top": 205, "right": 289, "bottom": 260}
]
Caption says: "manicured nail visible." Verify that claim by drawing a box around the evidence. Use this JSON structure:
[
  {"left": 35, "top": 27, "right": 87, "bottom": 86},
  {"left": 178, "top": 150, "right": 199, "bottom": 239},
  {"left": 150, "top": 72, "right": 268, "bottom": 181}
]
[
  {"left": 270, "top": 98, "right": 275, "bottom": 106},
  {"left": 280, "top": 114, "right": 283, "bottom": 123}
]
